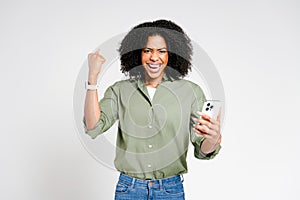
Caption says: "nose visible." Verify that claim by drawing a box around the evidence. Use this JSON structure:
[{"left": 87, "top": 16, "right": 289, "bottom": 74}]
[{"left": 150, "top": 51, "right": 159, "bottom": 61}]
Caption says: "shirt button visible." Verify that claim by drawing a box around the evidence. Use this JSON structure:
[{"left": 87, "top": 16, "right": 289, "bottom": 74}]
[
  {"left": 148, "top": 144, "right": 153, "bottom": 148},
  {"left": 147, "top": 164, "right": 152, "bottom": 168}
]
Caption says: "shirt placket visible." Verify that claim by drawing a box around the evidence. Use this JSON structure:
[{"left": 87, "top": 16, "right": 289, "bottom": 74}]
[{"left": 137, "top": 79, "right": 160, "bottom": 174}]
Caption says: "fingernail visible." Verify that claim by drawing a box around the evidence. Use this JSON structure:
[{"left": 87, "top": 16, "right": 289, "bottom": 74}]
[{"left": 197, "top": 111, "right": 203, "bottom": 115}]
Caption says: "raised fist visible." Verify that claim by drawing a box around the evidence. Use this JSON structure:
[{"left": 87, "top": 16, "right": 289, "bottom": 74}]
[{"left": 88, "top": 49, "right": 106, "bottom": 77}]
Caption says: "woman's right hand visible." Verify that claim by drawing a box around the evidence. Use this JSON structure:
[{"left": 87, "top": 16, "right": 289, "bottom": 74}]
[{"left": 88, "top": 50, "right": 106, "bottom": 83}]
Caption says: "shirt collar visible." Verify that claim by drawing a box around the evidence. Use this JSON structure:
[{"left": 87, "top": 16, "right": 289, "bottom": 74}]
[
  {"left": 137, "top": 73, "right": 175, "bottom": 89},
  {"left": 162, "top": 73, "right": 175, "bottom": 82},
  {"left": 137, "top": 73, "right": 175, "bottom": 86},
  {"left": 135, "top": 73, "right": 176, "bottom": 105}
]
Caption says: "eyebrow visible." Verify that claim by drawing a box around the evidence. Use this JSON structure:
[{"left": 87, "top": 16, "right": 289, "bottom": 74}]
[{"left": 144, "top": 47, "right": 167, "bottom": 50}]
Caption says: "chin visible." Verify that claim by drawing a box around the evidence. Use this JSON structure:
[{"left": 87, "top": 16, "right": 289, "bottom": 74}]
[{"left": 146, "top": 72, "right": 162, "bottom": 79}]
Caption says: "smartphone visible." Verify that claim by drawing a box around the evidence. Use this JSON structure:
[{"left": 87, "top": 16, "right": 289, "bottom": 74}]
[{"left": 201, "top": 100, "right": 222, "bottom": 120}]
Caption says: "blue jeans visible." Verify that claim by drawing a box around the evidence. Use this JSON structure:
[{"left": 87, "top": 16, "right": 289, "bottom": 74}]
[{"left": 114, "top": 173, "right": 185, "bottom": 200}]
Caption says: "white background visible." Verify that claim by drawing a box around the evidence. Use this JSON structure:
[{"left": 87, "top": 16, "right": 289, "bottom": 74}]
[{"left": 1, "top": 0, "right": 299, "bottom": 199}]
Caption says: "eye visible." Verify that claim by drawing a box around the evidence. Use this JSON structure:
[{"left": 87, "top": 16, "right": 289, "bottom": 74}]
[
  {"left": 159, "top": 50, "right": 167, "bottom": 54},
  {"left": 143, "top": 49, "right": 151, "bottom": 53}
]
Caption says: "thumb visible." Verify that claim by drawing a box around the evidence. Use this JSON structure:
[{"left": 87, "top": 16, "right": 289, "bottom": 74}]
[{"left": 94, "top": 48, "right": 101, "bottom": 55}]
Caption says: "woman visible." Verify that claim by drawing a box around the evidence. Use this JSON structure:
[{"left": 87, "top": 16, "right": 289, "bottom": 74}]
[{"left": 84, "top": 19, "right": 221, "bottom": 199}]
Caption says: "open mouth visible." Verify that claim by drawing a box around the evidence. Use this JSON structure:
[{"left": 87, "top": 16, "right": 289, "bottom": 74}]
[{"left": 147, "top": 63, "right": 162, "bottom": 73}]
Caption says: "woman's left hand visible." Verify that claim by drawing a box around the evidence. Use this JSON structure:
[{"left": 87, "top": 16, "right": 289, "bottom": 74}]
[{"left": 193, "top": 111, "right": 222, "bottom": 145}]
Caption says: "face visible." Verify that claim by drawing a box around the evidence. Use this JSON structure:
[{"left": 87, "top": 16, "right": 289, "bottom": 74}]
[{"left": 141, "top": 35, "right": 168, "bottom": 83}]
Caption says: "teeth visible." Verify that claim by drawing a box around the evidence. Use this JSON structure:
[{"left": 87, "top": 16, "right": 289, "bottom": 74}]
[{"left": 148, "top": 64, "right": 161, "bottom": 69}]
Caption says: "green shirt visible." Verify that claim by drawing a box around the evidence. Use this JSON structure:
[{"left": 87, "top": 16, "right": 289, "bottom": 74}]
[{"left": 84, "top": 74, "right": 221, "bottom": 180}]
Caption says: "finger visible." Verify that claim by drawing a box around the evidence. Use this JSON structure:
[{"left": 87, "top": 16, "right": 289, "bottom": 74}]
[
  {"left": 217, "top": 134, "right": 222, "bottom": 144},
  {"left": 199, "top": 118, "right": 220, "bottom": 132},
  {"left": 193, "top": 117, "right": 213, "bottom": 126},
  {"left": 195, "top": 118, "right": 220, "bottom": 135},
  {"left": 88, "top": 51, "right": 100, "bottom": 58},
  {"left": 194, "top": 129, "right": 221, "bottom": 145},
  {"left": 194, "top": 123, "right": 215, "bottom": 135},
  {"left": 197, "top": 112, "right": 218, "bottom": 125},
  {"left": 197, "top": 111, "right": 212, "bottom": 121},
  {"left": 217, "top": 108, "right": 221, "bottom": 123},
  {"left": 192, "top": 117, "right": 201, "bottom": 124},
  {"left": 196, "top": 119, "right": 213, "bottom": 128},
  {"left": 193, "top": 128, "right": 213, "bottom": 140},
  {"left": 99, "top": 56, "right": 106, "bottom": 64},
  {"left": 193, "top": 123, "right": 205, "bottom": 133}
]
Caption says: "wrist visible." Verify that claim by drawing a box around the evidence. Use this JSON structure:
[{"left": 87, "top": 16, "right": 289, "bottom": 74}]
[
  {"left": 85, "top": 80, "right": 99, "bottom": 91},
  {"left": 88, "top": 74, "right": 98, "bottom": 85},
  {"left": 200, "top": 138, "right": 220, "bottom": 154},
  {"left": 200, "top": 141, "right": 216, "bottom": 155},
  {"left": 207, "top": 135, "right": 222, "bottom": 146}
]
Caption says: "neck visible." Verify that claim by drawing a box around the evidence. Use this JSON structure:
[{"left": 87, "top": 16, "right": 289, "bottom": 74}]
[
  {"left": 146, "top": 82, "right": 159, "bottom": 88},
  {"left": 145, "top": 75, "right": 164, "bottom": 88}
]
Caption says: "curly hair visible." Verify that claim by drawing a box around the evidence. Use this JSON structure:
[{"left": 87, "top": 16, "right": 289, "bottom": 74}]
[{"left": 118, "top": 19, "right": 193, "bottom": 80}]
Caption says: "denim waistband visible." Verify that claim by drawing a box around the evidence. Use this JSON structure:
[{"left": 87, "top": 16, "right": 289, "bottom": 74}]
[{"left": 118, "top": 173, "right": 184, "bottom": 188}]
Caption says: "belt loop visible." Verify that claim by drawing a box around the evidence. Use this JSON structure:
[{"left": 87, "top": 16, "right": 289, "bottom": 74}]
[
  {"left": 131, "top": 177, "right": 136, "bottom": 189},
  {"left": 159, "top": 179, "right": 163, "bottom": 190},
  {"left": 180, "top": 174, "right": 184, "bottom": 182}
]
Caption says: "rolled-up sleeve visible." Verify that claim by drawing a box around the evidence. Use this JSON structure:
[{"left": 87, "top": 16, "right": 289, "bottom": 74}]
[
  {"left": 83, "top": 85, "right": 118, "bottom": 139},
  {"left": 189, "top": 84, "right": 221, "bottom": 160},
  {"left": 193, "top": 136, "right": 221, "bottom": 160}
]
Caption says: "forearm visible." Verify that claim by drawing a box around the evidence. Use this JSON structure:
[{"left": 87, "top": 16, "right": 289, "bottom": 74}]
[{"left": 84, "top": 75, "right": 101, "bottom": 130}]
